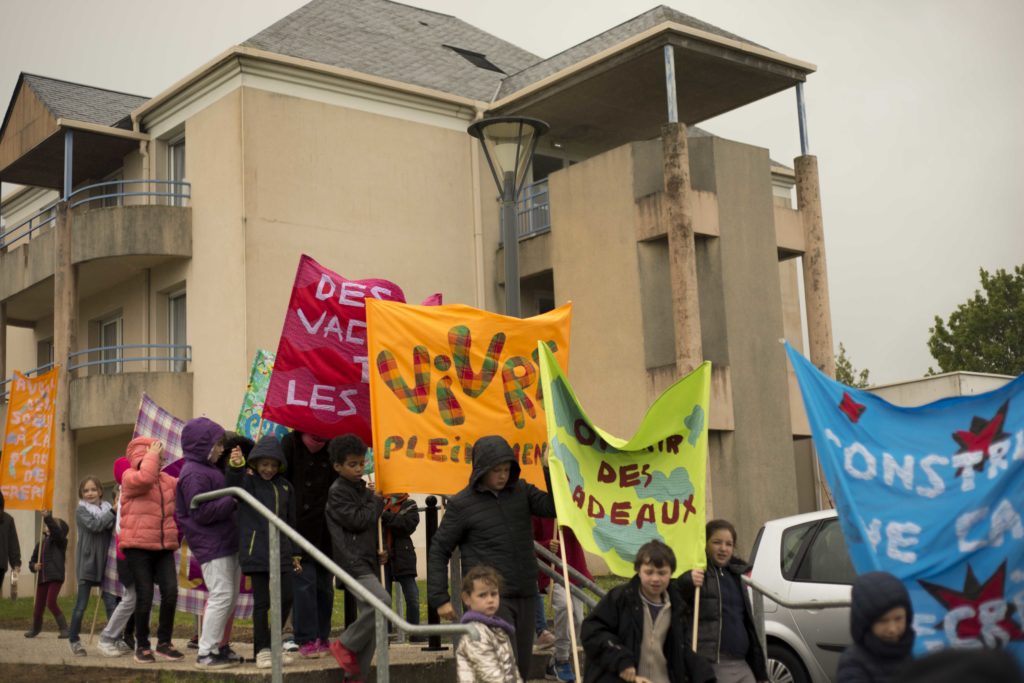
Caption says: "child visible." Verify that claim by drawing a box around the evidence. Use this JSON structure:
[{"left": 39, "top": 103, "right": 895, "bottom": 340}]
[
  {"left": 534, "top": 517, "right": 593, "bottom": 682},
  {"left": 67, "top": 476, "right": 118, "bottom": 655},
  {"left": 225, "top": 434, "right": 300, "bottom": 669},
  {"left": 382, "top": 491, "right": 421, "bottom": 633},
  {"left": 837, "top": 571, "right": 915, "bottom": 683},
  {"left": 175, "top": 417, "right": 240, "bottom": 670},
  {"left": 581, "top": 540, "right": 714, "bottom": 683},
  {"left": 678, "top": 519, "right": 768, "bottom": 682},
  {"left": 428, "top": 434, "right": 556, "bottom": 680},
  {"left": 324, "top": 434, "right": 394, "bottom": 681},
  {"left": 456, "top": 566, "right": 522, "bottom": 683},
  {"left": 282, "top": 430, "right": 336, "bottom": 658},
  {"left": 120, "top": 437, "right": 182, "bottom": 663},
  {"left": 0, "top": 491, "right": 21, "bottom": 599},
  {"left": 24, "top": 510, "right": 69, "bottom": 638},
  {"left": 96, "top": 456, "right": 136, "bottom": 657}
]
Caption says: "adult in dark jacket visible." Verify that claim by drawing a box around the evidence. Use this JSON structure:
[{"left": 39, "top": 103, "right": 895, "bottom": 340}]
[
  {"left": 281, "top": 430, "right": 336, "bottom": 655},
  {"left": 175, "top": 417, "right": 240, "bottom": 667},
  {"left": 580, "top": 543, "right": 715, "bottom": 683},
  {"left": 428, "top": 435, "right": 556, "bottom": 680},
  {"left": 836, "top": 571, "right": 914, "bottom": 683},
  {"left": 225, "top": 435, "right": 298, "bottom": 667},
  {"left": 678, "top": 519, "right": 768, "bottom": 683},
  {"left": 0, "top": 491, "right": 21, "bottom": 597},
  {"left": 383, "top": 493, "right": 421, "bottom": 627}
]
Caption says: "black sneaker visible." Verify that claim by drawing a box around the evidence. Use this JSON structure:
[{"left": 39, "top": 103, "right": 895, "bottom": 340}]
[
  {"left": 195, "top": 651, "right": 236, "bottom": 670},
  {"left": 134, "top": 648, "right": 156, "bottom": 664},
  {"left": 221, "top": 644, "right": 243, "bottom": 664},
  {"left": 187, "top": 634, "right": 199, "bottom": 649},
  {"left": 155, "top": 642, "right": 185, "bottom": 661}
]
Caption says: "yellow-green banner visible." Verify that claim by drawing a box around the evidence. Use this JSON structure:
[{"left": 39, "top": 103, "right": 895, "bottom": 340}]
[{"left": 538, "top": 343, "right": 710, "bottom": 576}]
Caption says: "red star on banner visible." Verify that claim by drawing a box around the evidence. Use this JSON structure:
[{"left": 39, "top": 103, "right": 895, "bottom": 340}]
[
  {"left": 839, "top": 392, "right": 866, "bottom": 423},
  {"left": 920, "top": 562, "right": 1024, "bottom": 646},
  {"left": 952, "top": 401, "right": 1010, "bottom": 475}
]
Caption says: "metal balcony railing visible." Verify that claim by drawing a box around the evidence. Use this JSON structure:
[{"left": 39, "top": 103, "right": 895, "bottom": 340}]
[
  {"left": 0, "top": 179, "right": 191, "bottom": 250},
  {"left": 516, "top": 178, "right": 550, "bottom": 239},
  {"left": 0, "top": 362, "right": 54, "bottom": 400},
  {"left": 67, "top": 344, "right": 192, "bottom": 373}
]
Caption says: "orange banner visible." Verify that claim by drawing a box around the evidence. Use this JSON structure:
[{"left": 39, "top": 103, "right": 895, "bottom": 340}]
[
  {"left": 367, "top": 301, "right": 572, "bottom": 495},
  {"left": 1, "top": 368, "right": 59, "bottom": 510}
]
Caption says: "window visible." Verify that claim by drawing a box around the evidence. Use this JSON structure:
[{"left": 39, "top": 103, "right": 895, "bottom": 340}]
[
  {"left": 100, "top": 317, "right": 122, "bottom": 374},
  {"left": 793, "top": 519, "right": 857, "bottom": 585},
  {"left": 100, "top": 170, "right": 123, "bottom": 208},
  {"left": 168, "top": 137, "right": 186, "bottom": 207},
  {"left": 780, "top": 520, "right": 817, "bottom": 578},
  {"left": 36, "top": 338, "right": 54, "bottom": 371},
  {"left": 168, "top": 291, "right": 187, "bottom": 371}
]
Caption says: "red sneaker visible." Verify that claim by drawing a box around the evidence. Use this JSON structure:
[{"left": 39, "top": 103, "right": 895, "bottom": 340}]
[{"left": 329, "top": 639, "right": 360, "bottom": 676}]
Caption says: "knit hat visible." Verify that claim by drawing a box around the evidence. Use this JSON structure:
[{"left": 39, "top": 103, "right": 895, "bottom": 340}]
[{"left": 113, "top": 456, "right": 131, "bottom": 485}]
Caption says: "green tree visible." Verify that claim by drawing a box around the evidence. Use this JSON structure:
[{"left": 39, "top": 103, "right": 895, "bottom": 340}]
[
  {"left": 835, "top": 342, "right": 871, "bottom": 388},
  {"left": 927, "top": 266, "right": 1024, "bottom": 376}
]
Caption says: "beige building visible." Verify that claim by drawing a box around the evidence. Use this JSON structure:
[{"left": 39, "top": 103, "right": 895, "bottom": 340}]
[{"left": 0, "top": 0, "right": 834, "bottom": 584}]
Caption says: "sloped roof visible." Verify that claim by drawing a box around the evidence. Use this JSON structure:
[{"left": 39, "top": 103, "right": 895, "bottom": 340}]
[
  {"left": 243, "top": 0, "right": 540, "bottom": 101},
  {"left": 20, "top": 74, "right": 148, "bottom": 129},
  {"left": 497, "top": 5, "right": 767, "bottom": 99}
]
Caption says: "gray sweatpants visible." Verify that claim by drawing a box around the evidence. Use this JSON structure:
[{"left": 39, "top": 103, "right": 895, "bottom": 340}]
[{"left": 339, "top": 573, "right": 392, "bottom": 677}]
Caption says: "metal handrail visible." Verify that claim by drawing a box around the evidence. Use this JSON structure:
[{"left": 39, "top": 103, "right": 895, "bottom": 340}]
[
  {"left": 0, "top": 362, "right": 55, "bottom": 399},
  {"left": 0, "top": 199, "right": 58, "bottom": 249},
  {"left": 67, "top": 344, "right": 191, "bottom": 372},
  {"left": 534, "top": 541, "right": 605, "bottom": 610},
  {"left": 191, "top": 486, "right": 478, "bottom": 683},
  {"left": 68, "top": 178, "right": 191, "bottom": 209}
]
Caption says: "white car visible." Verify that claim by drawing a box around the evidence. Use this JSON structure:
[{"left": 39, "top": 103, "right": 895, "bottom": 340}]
[{"left": 748, "top": 509, "right": 854, "bottom": 683}]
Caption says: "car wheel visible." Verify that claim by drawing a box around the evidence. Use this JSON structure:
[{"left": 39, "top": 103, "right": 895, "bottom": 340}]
[{"left": 766, "top": 643, "right": 810, "bottom": 683}]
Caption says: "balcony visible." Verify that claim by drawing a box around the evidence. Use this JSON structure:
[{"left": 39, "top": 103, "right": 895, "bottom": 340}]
[
  {"left": 0, "top": 180, "right": 192, "bottom": 321},
  {"left": 0, "top": 345, "right": 193, "bottom": 432}
]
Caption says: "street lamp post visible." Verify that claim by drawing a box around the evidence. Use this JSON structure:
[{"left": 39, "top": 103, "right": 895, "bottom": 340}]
[{"left": 468, "top": 116, "right": 549, "bottom": 318}]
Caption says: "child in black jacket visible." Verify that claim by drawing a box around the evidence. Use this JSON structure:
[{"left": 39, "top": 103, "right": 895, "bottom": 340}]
[
  {"left": 226, "top": 435, "right": 299, "bottom": 670},
  {"left": 325, "top": 434, "right": 395, "bottom": 680},
  {"left": 837, "top": 571, "right": 914, "bottom": 683},
  {"left": 25, "top": 511, "right": 70, "bottom": 638},
  {"left": 382, "top": 492, "right": 420, "bottom": 629},
  {"left": 581, "top": 540, "right": 714, "bottom": 683}
]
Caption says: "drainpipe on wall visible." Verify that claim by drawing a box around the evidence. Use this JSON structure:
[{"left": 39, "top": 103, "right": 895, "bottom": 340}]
[{"left": 470, "top": 107, "right": 487, "bottom": 309}]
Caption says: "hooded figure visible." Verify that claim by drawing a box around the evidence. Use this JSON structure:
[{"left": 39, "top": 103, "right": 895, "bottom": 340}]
[
  {"left": 837, "top": 571, "right": 915, "bottom": 683},
  {"left": 427, "top": 435, "right": 556, "bottom": 680},
  {"left": 174, "top": 417, "right": 237, "bottom": 565},
  {"left": 225, "top": 435, "right": 295, "bottom": 572},
  {"left": 119, "top": 437, "right": 178, "bottom": 551}
]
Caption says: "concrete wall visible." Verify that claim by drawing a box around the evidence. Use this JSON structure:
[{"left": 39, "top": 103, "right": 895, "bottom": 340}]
[{"left": 869, "top": 372, "right": 1012, "bottom": 406}]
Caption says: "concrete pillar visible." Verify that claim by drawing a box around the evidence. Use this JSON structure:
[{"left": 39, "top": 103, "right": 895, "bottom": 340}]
[
  {"left": 795, "top": 155, "right": 835, "bottom": 377},
  {"left": 53, "top": 201, "right": 78, "bottom": 594},
  {"left": 661, "top": 123, "right": 703, "bottom": 375}
]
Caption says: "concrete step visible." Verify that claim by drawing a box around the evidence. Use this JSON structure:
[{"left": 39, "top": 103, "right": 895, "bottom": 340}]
[{"left": 0, "top": 631, "right": 570, "bottom": 683}]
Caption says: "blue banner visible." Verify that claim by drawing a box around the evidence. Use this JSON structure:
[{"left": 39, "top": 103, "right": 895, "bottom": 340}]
[{"left": 786, "top": 342, "right": 1024, "bottom": 660}]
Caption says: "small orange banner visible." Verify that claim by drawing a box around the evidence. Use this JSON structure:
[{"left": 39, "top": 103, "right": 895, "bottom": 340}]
[
  {"left": 1, "top": 367, "right": 59, "bottom": 510},
  {"left": 367, "top": 301, "right": 572, "bottom": 495}
]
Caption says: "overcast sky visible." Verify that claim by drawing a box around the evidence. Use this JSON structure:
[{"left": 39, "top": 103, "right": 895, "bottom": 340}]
[{"left": 1, "top": 0, "right": 1021, "bottom": 385}]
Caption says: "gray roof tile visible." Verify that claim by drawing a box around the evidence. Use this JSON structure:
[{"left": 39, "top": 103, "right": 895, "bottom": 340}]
[
  {"left": 243, "top": 0, "right": 540, "bottom": 101},
  {"left": 497, "top": 5, "right": 766, "bottom": 99},
  {"left": 22, "top": 74, "right": 148, "bottom": 128}
]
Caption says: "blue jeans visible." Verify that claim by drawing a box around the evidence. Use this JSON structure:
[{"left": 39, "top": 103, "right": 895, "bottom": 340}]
[
  {"left": 535, "top": 591, "right": 548, "bottom": 633},
  {"left": 385, "top": 571, "right": 420, "bottom": 624},
  {"left": 292, "top": 559, "right": 334, "bottom": 644},
  {"left": 68, "top": 579, "right": 117, "bottom": 643}
]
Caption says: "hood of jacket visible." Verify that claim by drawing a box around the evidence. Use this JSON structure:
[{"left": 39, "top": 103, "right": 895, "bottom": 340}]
[
  {"left": 248, "top": 435, "right": 287, "bottom": 470},
  {"left": 126, "top": 436, "right": 157, "bottom": 468},
  {"left": 850, "top": 571, "right": 914, "bottom": 645},
  {"left": 181, "top": 417, "right": 226, "bottom": 464},
  {"left": 468, "top": 435, "right": 520, "bottom": 491}
]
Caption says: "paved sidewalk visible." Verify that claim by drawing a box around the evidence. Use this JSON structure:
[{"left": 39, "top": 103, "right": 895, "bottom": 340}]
[{"left": 0, "top": 629, "right": 558, "bottom": 682}]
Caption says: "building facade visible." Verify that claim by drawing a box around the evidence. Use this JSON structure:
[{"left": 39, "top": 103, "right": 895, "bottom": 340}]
[{"left": 0, "top": 0, "right": 832, "bottom": 583}]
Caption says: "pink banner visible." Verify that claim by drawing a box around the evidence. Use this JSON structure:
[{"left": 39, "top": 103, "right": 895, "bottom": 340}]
[{"left": 263, "top": 254, "right": 407, "bottom": 441}]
